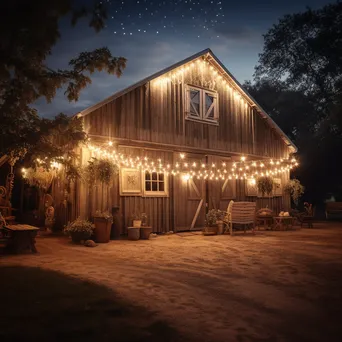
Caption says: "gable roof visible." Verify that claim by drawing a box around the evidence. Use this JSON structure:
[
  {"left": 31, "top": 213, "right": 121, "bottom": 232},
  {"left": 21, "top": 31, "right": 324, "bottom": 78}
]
[{"left": 79, "top": 48, "right": 297, "bottom": 153}]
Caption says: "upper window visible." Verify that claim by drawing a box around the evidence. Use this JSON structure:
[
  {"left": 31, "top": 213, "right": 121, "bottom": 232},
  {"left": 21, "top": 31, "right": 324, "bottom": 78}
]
[
  {"left": 185, "top": 85, "right": 218, "bottom": 123},
  {"left": 144, "top": 171, "right": 168, "bottom": 196}
]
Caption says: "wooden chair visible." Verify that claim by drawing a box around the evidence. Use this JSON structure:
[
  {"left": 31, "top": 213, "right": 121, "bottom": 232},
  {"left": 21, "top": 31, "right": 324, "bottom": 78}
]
[
  {"left": 225, "top": 201, "right": 256, "bottom": 236},
  {"left": 298, "top": 206, "right": 315, "bottom": 228}
]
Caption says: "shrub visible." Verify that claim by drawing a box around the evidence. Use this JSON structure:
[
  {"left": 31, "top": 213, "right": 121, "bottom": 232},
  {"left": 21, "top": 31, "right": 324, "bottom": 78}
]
[
  {"left": 205, "top": 209, "right": 219, "bottom": 227},
  {"left": 64, "top": 218, "right": 94, "bottom": 238},
  {"left": 284, "top": 179, "right": 305, "bottom": 206}
]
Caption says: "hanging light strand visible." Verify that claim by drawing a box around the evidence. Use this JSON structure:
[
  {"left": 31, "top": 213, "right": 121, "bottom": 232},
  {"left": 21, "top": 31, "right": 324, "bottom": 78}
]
[{"left": 87, "top": 144, "right": 298, "bottom": 181}]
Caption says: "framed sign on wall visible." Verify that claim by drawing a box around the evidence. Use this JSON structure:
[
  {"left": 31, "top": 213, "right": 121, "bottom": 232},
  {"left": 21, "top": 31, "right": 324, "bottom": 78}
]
[{"left": 120, "top": 168, "right": 142, "bottom": 196}]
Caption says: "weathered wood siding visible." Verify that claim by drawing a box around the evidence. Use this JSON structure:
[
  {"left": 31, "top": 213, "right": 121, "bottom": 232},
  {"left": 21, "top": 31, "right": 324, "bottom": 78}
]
[{"left": 83, "top": 59, "right": 291, "bottom": 159}]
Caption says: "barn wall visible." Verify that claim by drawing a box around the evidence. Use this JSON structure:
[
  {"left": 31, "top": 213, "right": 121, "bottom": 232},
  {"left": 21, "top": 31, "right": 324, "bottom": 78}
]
[
  {"left": 207, "top": 155, "right": 290, "bottom": 215},
  {"left": 118, "top": 147, "right": 173, "bottom": 233},
  {"left": 83, "top": 57, "right": 291, "bottom": 160}
]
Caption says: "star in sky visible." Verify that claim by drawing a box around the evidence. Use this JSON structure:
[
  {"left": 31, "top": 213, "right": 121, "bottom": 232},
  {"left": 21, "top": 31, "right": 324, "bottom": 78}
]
[
  {"left": 38, "top": 0, "right": 333, "bottom": 117},
  {"left": 105, "top": 0, "right": 226, "bottom": 40}
]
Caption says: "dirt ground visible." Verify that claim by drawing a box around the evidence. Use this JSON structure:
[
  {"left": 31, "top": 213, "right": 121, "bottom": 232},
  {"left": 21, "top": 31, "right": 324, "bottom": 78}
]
[{"left": 1, "top": 222, "right": 342, "bottom": 341}]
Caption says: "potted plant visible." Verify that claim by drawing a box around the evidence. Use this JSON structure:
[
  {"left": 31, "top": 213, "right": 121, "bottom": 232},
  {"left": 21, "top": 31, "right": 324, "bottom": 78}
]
[
  {"left": 131, "top": 213, "right": 142, "bottom": 228},
  {"left": 284, "top": 179, "right": 305, "bottom": 207},
  {"left": 216, "top": 209, "right": 225, "bottom": 235},
  {"left": 257, "top": 176, "right": 274, "bottom": 197},
  {"left": 94, "top": 210, "right": 113, "bottom": 243},
  {"left": 64, "top": 218, "right": 94, "bottom": 243},
  {"left": 139, "top": 213, "right": 152, "bottom": 239},
  {"left": 203, "top": 209, "right": 218, "bottom": 235},
  {"left": 141, "top": 213, "right": 148, "bottom": 227}
]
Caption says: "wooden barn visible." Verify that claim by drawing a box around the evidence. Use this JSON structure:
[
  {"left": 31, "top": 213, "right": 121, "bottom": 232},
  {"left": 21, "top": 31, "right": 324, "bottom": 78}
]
[{"left": 54, "top": 48, "right": 298, "bottom": 233}]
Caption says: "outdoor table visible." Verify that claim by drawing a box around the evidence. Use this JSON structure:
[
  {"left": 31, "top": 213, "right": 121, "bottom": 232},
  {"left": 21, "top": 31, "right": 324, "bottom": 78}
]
[
  {"left": 273, "top": 217, "right": 294, "bottom": 231},
  {"left": 4, "top": 224, "right": 39, "bottom": 253},
  {"left": 256, "top": 215, "right": 274, "bottom": 230}
]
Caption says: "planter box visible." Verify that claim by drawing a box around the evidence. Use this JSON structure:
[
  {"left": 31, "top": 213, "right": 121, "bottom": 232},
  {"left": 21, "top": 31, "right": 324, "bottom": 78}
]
[
  {"left": 70, "top": 231, "right": 91, "bottom": 244},
  {"left": 202, "top": 225, "right": 218, "bottom": 236},
  {"left": 94, "top": 217, "right": 112, "bottom": 243},
  {"left": 127, "top": 227, "right": 140, "bottom": 240}
]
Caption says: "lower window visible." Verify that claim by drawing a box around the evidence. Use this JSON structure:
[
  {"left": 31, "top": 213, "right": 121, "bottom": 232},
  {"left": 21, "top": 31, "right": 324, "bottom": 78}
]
[{"left": 144, "top": 171, "right": 168, "bottom": 196}]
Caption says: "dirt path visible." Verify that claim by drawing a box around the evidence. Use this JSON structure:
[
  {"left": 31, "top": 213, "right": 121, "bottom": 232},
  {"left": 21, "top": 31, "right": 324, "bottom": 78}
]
[{"left": 1, "top": 223, "right": 342, "bottom": 341}]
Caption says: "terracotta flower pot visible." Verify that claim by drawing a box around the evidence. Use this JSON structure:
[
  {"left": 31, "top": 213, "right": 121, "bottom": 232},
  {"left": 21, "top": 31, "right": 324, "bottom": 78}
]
[
  {"left": 216, "top": 220, "right": 224, "bottom": 235},
  {"left": 94, "top": 217, "right": 112, "bottom": 243}
]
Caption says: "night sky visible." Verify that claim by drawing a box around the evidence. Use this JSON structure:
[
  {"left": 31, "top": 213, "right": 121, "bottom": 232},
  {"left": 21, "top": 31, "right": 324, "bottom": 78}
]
[{"left": 37, "top": 0, "right": 332, "bottom": 117}]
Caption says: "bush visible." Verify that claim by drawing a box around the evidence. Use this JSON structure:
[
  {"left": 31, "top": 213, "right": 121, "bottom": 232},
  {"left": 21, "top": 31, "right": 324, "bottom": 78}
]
[
  {"left": 205, "top": 209, "right": 219, "bottom": 227},
  {"left": 284, "top": 179, "right": 305, "bottom": 206},
  {"left": 64, "top": 218, "right": 94, "bottom": 239}
]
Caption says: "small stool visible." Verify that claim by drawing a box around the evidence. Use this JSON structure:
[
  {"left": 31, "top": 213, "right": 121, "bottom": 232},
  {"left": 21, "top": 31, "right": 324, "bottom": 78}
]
[{"left": 127, "top": 227, "right": 140, "bottom": 240}]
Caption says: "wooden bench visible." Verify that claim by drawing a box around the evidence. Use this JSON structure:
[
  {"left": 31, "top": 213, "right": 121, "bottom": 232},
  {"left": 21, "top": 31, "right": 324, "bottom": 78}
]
[
  {"left": 325, "top": 202, "right": 342, "bottom": 220},
  {"left": 0, "top": 227, "right": 11, "bottom": 248},
  {"left": 1, "top": 225, "right": 39, "bottom": 253}
]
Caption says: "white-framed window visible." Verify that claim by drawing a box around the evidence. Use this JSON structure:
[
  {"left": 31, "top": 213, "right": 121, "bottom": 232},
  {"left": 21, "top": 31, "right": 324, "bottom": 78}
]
[
  {"left": 143, "top": 171, "right": 168, "bottom": 197},
  {"left": 185, "top": 85, "right": 219, "bottom": 124}
]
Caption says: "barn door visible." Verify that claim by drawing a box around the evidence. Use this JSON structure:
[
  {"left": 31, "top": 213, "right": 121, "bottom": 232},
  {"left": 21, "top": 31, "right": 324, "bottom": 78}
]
[
  {"left": 208, "top": 158, "right": 236, "bottom": 211},
  {"left": 173, "top": 155, "right": 206, "bottom": 231}
]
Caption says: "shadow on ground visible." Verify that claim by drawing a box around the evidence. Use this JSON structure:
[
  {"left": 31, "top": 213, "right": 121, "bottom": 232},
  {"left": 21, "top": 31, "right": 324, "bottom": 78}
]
[{"left": 0, "top": 266, "right": 183, "bottom": 342}]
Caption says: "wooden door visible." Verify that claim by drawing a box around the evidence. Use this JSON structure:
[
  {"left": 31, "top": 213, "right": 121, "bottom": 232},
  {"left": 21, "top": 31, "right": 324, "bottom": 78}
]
[
  {"left": 208, "top": 157, "right": 236, "bottom": 211},
  {"left": 173, "top": 154, "right": 206, "bottom": 231},
  {"left": 209, "top": 178, "right": 236, "bottom": 211}
]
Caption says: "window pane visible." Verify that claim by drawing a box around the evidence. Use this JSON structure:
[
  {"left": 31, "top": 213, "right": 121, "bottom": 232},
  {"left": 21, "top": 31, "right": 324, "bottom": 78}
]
[
  {"left": 205, "top": 93, "right": 215, "bottom": 119},
  {"left": 145, "top": 171, "right": 151, "bottom": 180},
  {"left": 190, "top": 90, "right": 200, "bottom": 116},
  {"left": 145, "top": 181, "right": 151, "bottom": 191},
  {"left": 152, "top": 182, "right": 158, "bottom": 191},
  {"left": 205, "top": 93, "right": 213, "bottom": 110},
  {"left": 158, "top": 173, "right": 164, "bottom": 181},
  {"left": 159, "top": 182, "right": 164, "bottom": 191},
  {"left": 152, "top": 172, "right": 157, "bottom": 181},
  {"left": 207, "top": 107, "right": 214, "bottom": 119}
]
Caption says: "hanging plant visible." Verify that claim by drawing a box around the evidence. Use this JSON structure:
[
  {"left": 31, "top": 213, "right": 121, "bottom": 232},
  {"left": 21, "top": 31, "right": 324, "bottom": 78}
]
[
  {"left": 97, "top": 159, "right": 119, "bottom": 185},
  {"left": 22, "top": 167, "right": 55, "bottom": 191},
  {"left": 257, "top": 176, "right": 274, "bottom": 196},
  {"left": 83, "top": 158, "right": 119, "bottom": 185},
  {"left": 83, "top": 158, "right": 97, "bottom": 185},
  {"left": 284, "top": 179, "right": 305, "bottom": 206}
]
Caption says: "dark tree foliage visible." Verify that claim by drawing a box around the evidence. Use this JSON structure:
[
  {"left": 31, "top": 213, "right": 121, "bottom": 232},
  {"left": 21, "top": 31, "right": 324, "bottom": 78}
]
[
  {"left": 0, "top": 0, "right": 127, "bottom": 157},
  {"left": 255, "top": 1, "right": 342, "bottom": 116},
  {"left": 243, "top": 79, "right": 342, "bottom": 203},
  {"left": 244, "top": 79, "right": 315, "bottom": 142},
  {"left": 250, "top": 2, "right": 342, "bottom": 204}
]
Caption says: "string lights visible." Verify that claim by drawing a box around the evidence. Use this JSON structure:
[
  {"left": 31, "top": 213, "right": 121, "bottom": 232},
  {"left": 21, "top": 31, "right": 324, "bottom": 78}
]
[
  {"left": 22, "top": 57, "right": 298, "bottom": 181},
  {"left": 87, "top": 143, "right": 298, "bottom": 182},
  {"left": 153, "top": 55, "right": 251, "bottom": 107}
]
